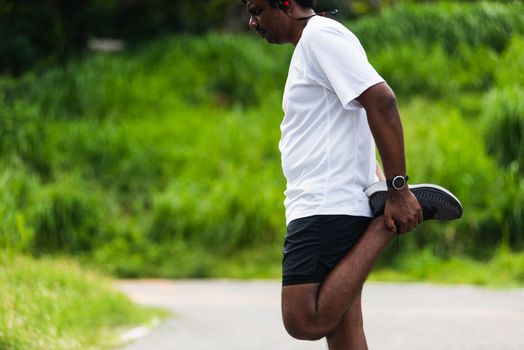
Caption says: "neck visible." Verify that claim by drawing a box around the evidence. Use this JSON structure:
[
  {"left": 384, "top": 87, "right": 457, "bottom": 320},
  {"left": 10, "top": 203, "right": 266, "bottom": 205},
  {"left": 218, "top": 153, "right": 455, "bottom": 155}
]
[{"left": 287, "top": 9, "right": 316, "bottom": 46}]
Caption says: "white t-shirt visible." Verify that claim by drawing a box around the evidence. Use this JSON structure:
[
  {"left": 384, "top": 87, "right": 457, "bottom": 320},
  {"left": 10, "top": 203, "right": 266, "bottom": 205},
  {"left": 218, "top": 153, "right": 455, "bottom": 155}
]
[{"left": 279, "top": 15, "right": 385, "bottom": 225}]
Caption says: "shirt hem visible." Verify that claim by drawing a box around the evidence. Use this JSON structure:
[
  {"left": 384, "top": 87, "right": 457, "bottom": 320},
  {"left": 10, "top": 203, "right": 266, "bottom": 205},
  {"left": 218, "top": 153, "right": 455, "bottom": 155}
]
[{"left": 286, "top": 207, "right": 373, "bottom": 226}]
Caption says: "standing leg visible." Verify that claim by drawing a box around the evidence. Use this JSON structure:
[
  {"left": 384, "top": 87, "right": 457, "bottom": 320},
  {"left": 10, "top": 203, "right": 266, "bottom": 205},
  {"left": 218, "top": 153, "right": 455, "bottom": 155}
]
[
  {"left": 326, "top": 288, "right": 367, "bottom": 350},
  {"left": 281, "top": 218, "right": 394, "bottom": 340}
]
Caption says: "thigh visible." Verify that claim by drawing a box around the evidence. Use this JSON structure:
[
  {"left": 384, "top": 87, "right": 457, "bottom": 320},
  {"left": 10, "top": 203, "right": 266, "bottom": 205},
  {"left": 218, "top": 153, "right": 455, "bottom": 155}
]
[
  {"left": 317, "top": 215, "right": 371, "bottom": 270},
  {"left": 282, "top": 216, "right": 323, "bottom": 286},
  {"left": 281, "top": 283, "right": 320, "bottom": 316},
  {"left": 281, "top": 282, "right": 321, "bottom": 337},
  {"left": 282, "top": 215, "right": 371, "bottom": 286}
]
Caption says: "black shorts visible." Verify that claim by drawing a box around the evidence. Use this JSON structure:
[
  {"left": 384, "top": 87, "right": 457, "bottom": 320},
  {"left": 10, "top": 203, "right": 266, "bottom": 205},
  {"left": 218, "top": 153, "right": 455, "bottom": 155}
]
[{"left": 282, "top": 215, "right": 371, "bottom": 286}]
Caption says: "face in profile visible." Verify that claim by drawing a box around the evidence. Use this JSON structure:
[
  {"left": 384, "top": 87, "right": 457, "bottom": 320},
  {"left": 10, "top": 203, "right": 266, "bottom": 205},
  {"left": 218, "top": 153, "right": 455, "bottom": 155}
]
[{"left": 245, "top": 0, "right": 290, "bottom": 44}]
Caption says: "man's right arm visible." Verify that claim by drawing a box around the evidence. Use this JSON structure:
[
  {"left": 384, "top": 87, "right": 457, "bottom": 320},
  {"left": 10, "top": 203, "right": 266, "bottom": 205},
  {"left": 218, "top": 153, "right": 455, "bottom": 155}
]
[{"left": 357, "top": 82, "right": 423, "bottom": 234}]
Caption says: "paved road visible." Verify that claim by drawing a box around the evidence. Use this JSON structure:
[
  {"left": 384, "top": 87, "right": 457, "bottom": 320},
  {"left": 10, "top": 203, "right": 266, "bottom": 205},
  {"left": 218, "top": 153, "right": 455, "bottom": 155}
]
[{"left": 115, "top": 280, "right": 524, "bottom": 350}]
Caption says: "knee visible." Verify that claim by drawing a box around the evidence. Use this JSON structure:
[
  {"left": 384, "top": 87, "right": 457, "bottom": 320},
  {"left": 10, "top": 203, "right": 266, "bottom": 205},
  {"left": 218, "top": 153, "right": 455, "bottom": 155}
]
[
  {"left": 282, "top": 312, "right": 333, "bottom": 341},
  {"left": 283, "top": 320, "right": 326, "bottom": 341}
]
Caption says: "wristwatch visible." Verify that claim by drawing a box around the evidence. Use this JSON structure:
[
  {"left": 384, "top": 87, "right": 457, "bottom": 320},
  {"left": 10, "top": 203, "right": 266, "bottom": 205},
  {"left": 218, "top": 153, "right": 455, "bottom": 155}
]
[{"left": 386, "top": 175, "right": 409, "bottom": 190}]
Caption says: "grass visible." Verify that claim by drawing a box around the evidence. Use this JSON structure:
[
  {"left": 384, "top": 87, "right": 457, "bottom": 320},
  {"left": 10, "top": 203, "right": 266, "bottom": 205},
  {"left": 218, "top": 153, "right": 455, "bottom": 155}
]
[
  {"left": 371, "top": 248, "right": 524, "bottom": 288},
  {"left": 0, "top": 253, "right": 166, "bottom": 350},
  {"left": 178, "top": 242, "right": 524, "bottom": 289},
  {"left": 212, "top": 245, "right": 283, "bottom": 279}
]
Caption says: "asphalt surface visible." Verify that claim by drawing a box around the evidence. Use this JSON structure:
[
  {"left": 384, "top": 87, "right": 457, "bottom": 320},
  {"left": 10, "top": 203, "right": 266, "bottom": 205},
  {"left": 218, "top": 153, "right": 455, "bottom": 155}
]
[{"left": 115, "top": 280, "right": 524, "bottom": 350}]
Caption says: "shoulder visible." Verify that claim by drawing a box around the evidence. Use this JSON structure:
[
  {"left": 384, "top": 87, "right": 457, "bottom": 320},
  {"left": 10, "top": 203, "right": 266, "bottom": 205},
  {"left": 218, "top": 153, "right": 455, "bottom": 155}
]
[{"left": 301, "top": 17, "right": 362, "bottom": 50}]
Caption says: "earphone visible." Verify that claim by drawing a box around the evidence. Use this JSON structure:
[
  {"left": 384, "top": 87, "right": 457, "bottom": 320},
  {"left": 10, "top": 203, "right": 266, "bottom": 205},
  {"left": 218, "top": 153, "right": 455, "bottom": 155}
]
[
  {"left": 274, "top": 0, "right": 338, "bottom": 20},
  {"left": 277, "top": 0, "right": 291, "bottom": 10}
]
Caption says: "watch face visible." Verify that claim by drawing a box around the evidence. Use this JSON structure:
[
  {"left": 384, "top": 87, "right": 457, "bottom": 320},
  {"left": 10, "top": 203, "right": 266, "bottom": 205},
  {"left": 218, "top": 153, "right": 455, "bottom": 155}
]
[{"left": 392, "top": 176, "right": 405, "bottom": 189}]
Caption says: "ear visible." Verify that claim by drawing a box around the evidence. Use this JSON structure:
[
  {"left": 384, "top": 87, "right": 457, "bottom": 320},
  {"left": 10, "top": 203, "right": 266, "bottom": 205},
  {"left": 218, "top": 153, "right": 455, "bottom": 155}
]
[{"left": 277, "top": 0, "right": 291, "bottom": 11}]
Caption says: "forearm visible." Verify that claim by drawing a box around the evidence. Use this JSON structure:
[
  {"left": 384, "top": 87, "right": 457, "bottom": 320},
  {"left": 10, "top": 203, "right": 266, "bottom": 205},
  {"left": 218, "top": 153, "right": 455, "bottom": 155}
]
[{"left": 357, "top": 82, "right": 422, "bottom": 233}]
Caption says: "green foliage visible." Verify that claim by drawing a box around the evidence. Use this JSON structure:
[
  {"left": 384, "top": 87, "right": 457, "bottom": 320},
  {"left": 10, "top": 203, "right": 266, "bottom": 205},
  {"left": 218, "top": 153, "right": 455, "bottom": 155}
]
[
  {"left": 398, "top": 100, "right": 505, "bottom": 257},
  {"left": 351, "top": 2, "right": 524, "bottom": 98},
  {"left": 1, "top": 55, "right": 287, "bottom": 275},
  {"left": 481, "top": 34, "right": 524, "bottom": 173},
  {"left": 132, "top": 34, "right": 291, "bottom": 107},
  {"left": 0, "top": 78, "right": 46, "bottom": 160},
  {"left": 371, "top": 43, "right": 498, "bottom": 97},
  {"left": 30, "top": 174, "right": 116, "bottom": 254},
  {"left": 495, "top": 36, "right": 524, "bottom": 87},
  {"left": 0, "top": 254, "right": 163, "bottom": 350},
  {"left": 372, "top": 247, "right": 524, "bottom": 287},
  {"left": 481, "top": 37, "right": 524, "bottom": 247},
  {"left": 350, "top": 2, "right": 524, "bottom": 54},
  {"left": 2, "top": 1, "right": 524, "bottom": 278},
  {"left": 0, "top": 164, "right": 37, "bottom": 253},
  {"left": 147, "top": 164, "right": 283, "bottom": 251},
  {"left": 498, "top": 167, "right": 524, "bottom": 249},
  {"left": 482, "top": 86, "right": 524, "bottom": 171},
  {"left": 6, "top": 34, "right": 290, "bottom": 123}
]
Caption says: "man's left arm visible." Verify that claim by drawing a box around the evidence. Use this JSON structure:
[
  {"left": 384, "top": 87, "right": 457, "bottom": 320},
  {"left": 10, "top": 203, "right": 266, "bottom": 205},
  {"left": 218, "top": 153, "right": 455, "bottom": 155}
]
[{"left": 357, "top": 82, "right": 423, "bottom": 234}]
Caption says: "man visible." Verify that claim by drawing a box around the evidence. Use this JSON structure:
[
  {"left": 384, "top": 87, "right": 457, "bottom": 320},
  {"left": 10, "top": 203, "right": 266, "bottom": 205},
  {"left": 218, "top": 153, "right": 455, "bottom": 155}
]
[{"left": 242, "top": 1, "right": 462, "bottom": 348}]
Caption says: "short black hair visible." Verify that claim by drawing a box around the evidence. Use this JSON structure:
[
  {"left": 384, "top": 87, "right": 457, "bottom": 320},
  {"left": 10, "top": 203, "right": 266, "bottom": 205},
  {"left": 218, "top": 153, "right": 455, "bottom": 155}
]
[
  {"left": 241, "top": 0, "right": 315, "bottom": 9},
  {"left": 277, "top": 0, "right": 315, "bottom": 8}
]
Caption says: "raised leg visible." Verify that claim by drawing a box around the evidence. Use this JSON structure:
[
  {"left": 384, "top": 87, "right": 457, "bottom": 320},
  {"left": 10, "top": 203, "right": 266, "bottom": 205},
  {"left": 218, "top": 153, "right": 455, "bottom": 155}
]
[{"left": 281, "top": 218, "right": 394, "bottom": 341}]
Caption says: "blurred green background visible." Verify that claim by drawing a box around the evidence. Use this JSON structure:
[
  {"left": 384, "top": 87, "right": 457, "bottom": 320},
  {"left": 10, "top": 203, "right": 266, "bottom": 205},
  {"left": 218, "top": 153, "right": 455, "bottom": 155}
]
[{"left": 1, "top": 0, "right": 524, "bottom": 282}]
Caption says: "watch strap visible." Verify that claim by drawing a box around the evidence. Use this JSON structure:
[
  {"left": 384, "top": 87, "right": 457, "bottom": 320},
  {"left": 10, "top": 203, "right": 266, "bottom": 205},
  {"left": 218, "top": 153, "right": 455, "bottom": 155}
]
[{"left": 386, "top": 175, "right": 409, "bottom": 189}]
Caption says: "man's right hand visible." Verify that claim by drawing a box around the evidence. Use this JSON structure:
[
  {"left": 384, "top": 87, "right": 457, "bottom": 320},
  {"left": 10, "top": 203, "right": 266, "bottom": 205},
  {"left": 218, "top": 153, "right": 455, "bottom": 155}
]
[{"left": 383, "top": 189, "right": 423, "bottom": 234}]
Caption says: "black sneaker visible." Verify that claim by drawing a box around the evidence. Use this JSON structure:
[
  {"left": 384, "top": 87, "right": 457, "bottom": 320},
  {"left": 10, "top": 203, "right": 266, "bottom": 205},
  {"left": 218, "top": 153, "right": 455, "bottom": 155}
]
[{"left": 364, "top": 182, "right": 463, "bottom": 220}]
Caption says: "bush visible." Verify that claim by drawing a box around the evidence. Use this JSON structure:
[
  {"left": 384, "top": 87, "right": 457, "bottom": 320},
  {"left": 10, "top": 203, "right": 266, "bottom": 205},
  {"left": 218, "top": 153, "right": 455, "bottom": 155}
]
[
  {"left": 6, "top": 34, "right": 290, "bottom": 125},
  {"left": 134, "top": 34, "right": 291, "bottom": 107},
  {"left": 495, "top": 36, "right": 524, "bottom": 88},
  {"left": 371, "top": 43, "right": 498, "bottom": 97},
  {"left": 0, "top": 78, "right": 47, "bottom": 168},
  {"left": 497, "top": 167, "right": 524, "bottom": 249},
  {"left": 351, "top": 2, "right": 524, "bottom": 55},
  {"left": 0, "top": 164, "right": 37, "bottom": 253},
  {"left": 482, "top": 86, "right": 524, "bottom": 171},
  {"left": 147, "top": 171, "right": 284, "bottom": 251},
  {"left": 29, "top": 174, "right": 116, "bottom": 254},
  {"left": 145, "top": 106, "right": 285, "bottom": 251},
  {"left": 481, "top": 84, "right": 524, "bottom": 249},
  {"left": 2, "top": 4, "right": 524, "bottom": 276},
  {"left": 398, "top": 99, "right": 503, "bottom": 258}
]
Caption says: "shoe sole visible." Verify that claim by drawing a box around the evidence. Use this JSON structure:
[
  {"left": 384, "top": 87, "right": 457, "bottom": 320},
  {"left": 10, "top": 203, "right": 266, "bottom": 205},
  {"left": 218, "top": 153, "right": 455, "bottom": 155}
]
[{"left": 364, "top": 182, "right": 463, "bottom": 221}]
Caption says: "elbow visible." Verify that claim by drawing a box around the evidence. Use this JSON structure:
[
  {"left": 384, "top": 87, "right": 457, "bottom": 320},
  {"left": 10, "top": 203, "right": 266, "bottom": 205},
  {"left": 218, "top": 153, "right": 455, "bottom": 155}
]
[
  {"left": 377, "top": 88, "right": 398, "bottom": 115},
  {"left": 359, "top": 83, "right": 400, "bottom": 120}
]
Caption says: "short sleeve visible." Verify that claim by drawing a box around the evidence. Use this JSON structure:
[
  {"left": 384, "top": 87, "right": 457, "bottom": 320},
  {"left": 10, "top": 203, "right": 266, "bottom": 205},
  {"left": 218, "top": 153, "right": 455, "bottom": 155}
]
[{"left": 302, "top": 25, "right": 385, "bottom": 110}]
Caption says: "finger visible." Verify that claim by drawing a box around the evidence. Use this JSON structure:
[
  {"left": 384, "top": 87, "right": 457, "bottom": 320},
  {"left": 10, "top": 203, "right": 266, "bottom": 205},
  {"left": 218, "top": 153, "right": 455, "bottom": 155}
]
[
  {"left": 384, "top": 216, "right": 397, "bottom": 233},
  {"left": 397, "top": 221, "right": 407, "bottom": 234},
  {"left": 410, "top": 215, "right": 418, "bottom": 230}
]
